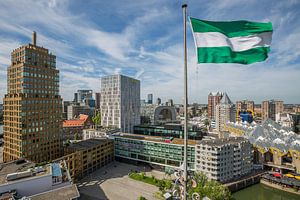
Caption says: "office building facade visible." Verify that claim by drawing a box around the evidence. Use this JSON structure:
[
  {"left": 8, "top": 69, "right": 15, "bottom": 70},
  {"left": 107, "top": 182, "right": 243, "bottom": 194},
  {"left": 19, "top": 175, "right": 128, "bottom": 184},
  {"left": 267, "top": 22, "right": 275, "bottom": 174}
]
[
  {"left": 100, "top": 74, "right": 140, "bottom": 133},
  {"left": 3, "top": 32, "right": 62, "bottom": 163},
  {"left": 262, "top": 100, "right": 284, "bottom": 121},
  {"left": 114, "top": 133, "right": 195, "bottom": 170}
]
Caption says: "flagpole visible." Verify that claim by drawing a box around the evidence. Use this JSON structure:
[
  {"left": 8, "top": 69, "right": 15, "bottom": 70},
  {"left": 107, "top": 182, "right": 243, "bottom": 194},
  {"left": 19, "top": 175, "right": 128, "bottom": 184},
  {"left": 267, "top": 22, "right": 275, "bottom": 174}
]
[{"left": 182, "top": 4, "right": 188, "bottom": 200}]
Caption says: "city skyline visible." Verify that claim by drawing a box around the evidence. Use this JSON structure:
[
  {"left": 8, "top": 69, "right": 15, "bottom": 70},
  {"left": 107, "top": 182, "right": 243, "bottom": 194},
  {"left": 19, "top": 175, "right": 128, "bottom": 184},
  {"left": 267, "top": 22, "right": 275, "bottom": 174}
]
[{"left": 0, "top": 0, "right": 300, "bottom": 104}]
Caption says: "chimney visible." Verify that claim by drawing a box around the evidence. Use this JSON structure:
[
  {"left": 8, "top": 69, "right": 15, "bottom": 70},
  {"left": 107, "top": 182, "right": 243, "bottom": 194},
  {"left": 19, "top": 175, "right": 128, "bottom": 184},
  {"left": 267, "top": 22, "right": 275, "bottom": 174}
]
[{"left": 32, "top": 31, "right": 37, "bottom": 46}]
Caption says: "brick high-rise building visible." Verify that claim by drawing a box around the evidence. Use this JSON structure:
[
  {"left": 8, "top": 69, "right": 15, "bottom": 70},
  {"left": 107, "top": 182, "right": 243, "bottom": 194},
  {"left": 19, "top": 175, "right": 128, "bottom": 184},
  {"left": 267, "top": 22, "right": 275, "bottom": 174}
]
[
  {"left": 3, "top": 32, "right": 62, "bottom": 163},
  {"left": 236, "top": 100, "right": 255, "bottom": 122},
  {"left": 208, "top": 92, "right": 223, "bottom": 120},
  {"left": 261, "top": 100, "right": 284, "bottom": 121}
]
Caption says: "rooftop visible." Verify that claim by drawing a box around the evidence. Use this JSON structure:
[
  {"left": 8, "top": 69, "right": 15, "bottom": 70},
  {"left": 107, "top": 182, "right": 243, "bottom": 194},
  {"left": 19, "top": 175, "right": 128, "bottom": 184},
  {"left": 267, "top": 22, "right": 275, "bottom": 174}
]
[
  {"left": 197, "top": 137, "right": 247, "bottom": 146},
  {"left": 114, "top": 133, "right": 197, "bottom": 146},
  {"left": 29, "top": 184, "right": 80, "bottom": 200},
  {"left": 67, "top": 138, "right": 113, "bottom": 150},
  {"left": 0, "top": 160, "right": 49, "bottom": 185},
  {"left": 63, "top": 114, "right": 89, "bottom": 127}
]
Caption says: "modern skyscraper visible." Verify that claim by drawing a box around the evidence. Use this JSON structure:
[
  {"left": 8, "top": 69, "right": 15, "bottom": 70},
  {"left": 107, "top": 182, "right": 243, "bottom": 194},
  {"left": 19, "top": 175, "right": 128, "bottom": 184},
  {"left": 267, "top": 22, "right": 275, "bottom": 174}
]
[
  {"left": 236, "top": 100, "right": 255, "bottom": 122},
  {"left": 147, "top": 93, "right": 153, "bottom": 104},
  {"left": 262, "top": 100, "right": 284, "bottom": 121},
  {"left": 3, "top": 32, "right": 62, "bottom": 163},
  {"left": 100, "top": 74, "right": 140, "bottom": 133},
  {"left": 215, "top": 93, "right": 235, "bottom": 132},
  {"left": 208, "top": 92, "right": 223, "bottom": 120}
]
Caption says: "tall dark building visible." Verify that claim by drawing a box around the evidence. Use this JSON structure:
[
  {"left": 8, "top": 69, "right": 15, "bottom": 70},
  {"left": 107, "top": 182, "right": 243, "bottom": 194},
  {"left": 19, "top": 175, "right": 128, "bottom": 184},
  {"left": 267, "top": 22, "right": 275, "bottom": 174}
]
[
  {"left": 95, "top": 92, "right": 101, "bottom": 109},
  {"left": 3, "top": 32, "right": 62, "bottom": 163},
  {"left": 147, "top": 93, "right": 153, "bottom": 104}
]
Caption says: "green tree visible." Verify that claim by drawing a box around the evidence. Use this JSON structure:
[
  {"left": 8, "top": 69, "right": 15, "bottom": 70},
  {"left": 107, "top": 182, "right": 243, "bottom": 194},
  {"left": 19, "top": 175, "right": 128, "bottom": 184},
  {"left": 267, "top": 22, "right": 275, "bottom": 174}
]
[
  {"left": 92, "top": 113, "right": 101, "bottom": 125},
  {"left": 138, "top": 196, "right": 147, "bottom": 200},
  {"left": 188, "top": 172, "right": 233, "bottom": 200}
]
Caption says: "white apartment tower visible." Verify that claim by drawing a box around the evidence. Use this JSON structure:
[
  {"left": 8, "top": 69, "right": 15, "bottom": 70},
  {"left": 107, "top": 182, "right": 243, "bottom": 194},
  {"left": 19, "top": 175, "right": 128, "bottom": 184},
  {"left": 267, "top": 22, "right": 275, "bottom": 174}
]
[
  {"left": 195, "top": 137, "right": 253, "bottom": 182},
  {"left": 100, "top": 74, "right": 140, "bottom": 133},
  {"left": 215, "top": 93, "right": 236, "bottom": 132}
]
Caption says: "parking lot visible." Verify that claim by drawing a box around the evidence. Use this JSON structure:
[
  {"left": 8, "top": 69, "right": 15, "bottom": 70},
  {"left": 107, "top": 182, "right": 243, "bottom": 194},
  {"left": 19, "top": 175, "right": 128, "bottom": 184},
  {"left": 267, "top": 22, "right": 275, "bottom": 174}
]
[{"left": 77, "top": 161, "right": 160, "bottom": 200}]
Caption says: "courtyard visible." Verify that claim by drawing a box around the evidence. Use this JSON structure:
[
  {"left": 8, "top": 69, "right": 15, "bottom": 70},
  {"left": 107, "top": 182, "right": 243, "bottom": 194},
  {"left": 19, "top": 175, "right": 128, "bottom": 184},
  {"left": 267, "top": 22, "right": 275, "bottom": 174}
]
[{"left": 77, "top": 161, "right": 169, "bottom": 200}]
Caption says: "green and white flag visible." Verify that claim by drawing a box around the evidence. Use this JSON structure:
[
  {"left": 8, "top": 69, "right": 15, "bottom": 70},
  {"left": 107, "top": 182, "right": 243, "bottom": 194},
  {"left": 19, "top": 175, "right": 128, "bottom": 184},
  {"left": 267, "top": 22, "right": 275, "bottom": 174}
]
[{"left": 190, "top": 18, "right": 273, "bottom": 64}]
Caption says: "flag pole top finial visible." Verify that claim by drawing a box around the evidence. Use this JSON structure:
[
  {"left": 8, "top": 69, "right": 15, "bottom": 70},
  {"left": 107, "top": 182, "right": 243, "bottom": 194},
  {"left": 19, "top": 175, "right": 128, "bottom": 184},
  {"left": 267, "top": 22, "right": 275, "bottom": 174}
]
[{"left": 182, "top": 4, "right": 187, "bottom": 8}]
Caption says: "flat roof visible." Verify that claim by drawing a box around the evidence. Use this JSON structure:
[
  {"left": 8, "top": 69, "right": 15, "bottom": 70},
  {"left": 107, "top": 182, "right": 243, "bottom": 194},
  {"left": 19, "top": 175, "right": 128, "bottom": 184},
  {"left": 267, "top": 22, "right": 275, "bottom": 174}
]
[
  {"left": 68, "top": 138, "right": 113, "bottom": 150},
  {"left": 197, "top": 137, "right": 247, "bottom": 146},
  {"left": 0, "top": 161, "right": 49, "bottom": 184},
  {"left": 115, "top": 133, "right": 197, "bottom": 146},
  {"left": 30, "top": 184, "right": 80, "bottom": 200}
]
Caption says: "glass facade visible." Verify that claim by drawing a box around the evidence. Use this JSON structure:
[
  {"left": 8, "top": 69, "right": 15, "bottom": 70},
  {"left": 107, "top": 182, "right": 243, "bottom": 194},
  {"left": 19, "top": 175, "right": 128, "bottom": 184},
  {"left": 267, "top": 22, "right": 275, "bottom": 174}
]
[
  {"left": 134, "top": 125, "right": 206, "bottom": 140},
  {"left": 114, "top": 136, "right": 195, "bottom": 170}
]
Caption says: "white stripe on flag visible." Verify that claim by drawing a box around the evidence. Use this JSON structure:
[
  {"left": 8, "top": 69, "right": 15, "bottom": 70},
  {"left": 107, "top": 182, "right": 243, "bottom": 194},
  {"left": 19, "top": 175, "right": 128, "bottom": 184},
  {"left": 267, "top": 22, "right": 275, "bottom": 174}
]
[{"left": 193, "top": 31, "right": 272, "bottom": 52}]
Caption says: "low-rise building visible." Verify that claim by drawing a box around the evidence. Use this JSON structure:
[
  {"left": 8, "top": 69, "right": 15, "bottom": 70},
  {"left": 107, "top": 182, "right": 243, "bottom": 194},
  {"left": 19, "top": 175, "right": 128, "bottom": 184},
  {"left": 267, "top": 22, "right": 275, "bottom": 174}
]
[
  {"left": 113, "top": 133, "right": 195, "bottom": 170},
  {"left": 0, "top": 159, "right": 79, "bottom": 199},
  {"left": 59, "top": 138, "right": 114, "bottom": 181},
  {"left": 195, "top": 137, "right": 253, "bottom": 183},
  {"left": 63, "top": 114, "right": 93, "bottom": 141},
  {"left": 83, "top": 127, "right": 120, "bottom": 140},
  {"left": 275, "top": 113, "right": 294, "bottom": 129}
]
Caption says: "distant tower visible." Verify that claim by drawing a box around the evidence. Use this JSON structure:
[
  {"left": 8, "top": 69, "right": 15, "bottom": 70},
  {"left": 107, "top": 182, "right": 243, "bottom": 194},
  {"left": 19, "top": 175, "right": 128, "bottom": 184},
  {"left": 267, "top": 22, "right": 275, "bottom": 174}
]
[
  {"left": 208, "top": 92, "right": 223, "bottom": 120},
  {"left": 3, "top": 32, "right": 62, "bottom": 163},
  {"left": 95, "top": 92, "right": 101, "bottom": 109},
  {"left": 261, "top": 100, "right": 283, "bottom": 121},
  {"left": 147, "top": 94, "right": 153, "bottom": 104},
  {"left": 156, "top": 98, "right": 161, "bottom": 105},
  {"left": 215, "top": 93, "right": 235, "bottom": 132}
]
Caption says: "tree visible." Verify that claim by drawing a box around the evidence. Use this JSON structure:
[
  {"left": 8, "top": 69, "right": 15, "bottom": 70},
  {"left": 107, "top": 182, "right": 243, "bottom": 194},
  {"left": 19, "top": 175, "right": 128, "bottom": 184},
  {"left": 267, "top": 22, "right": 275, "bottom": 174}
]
[
  {"left": 188, "top": 172, "right": 233, "bottom": 200},
  {"left": 92, "top": 112, "right": 101, "bottom": 125},
  {"left": 138, "top": 196, "right": 147, "bottom": 200}
]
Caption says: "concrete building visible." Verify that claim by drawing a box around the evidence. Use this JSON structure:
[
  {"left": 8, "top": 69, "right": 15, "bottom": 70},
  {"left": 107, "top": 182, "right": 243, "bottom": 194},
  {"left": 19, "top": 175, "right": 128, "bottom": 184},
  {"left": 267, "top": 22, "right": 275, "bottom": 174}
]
[
  {"left": 147, "top": 94, "right": 153, "bottom": 104},
  {"left": 236, "top": 100, "right": 254, "bottom": 123},
  {"left": 67, "top": 104, "right": 94, "bottom": 120},
  {"left": 60, "top": 138, "right": 114, "bottom": 181},
  {"left": 276, "top": 113, "right": 294, "bottom": 129},
  {"left": 100, "top": 74, "right": 140, "bottom": 133},
  {"left": 113, "top": 133, "right": 195, "bottom": 170},
  {"left": 195, "top": 137, "right": 253, "bottom": 183},
  {"left": 3, "top": 32, "right": 62, "bottom": 163},
  {"left": 215, "top": 93, "right": 236, "bottom": 132},
  {"left": 83, "top": 127, "right": 120, "bottom": 140},
  {"left": 167, "top": 99, "right": 174, "bottom": 107},
  {"left": 262, "top": 100, "right": 284, "bottom": 121},
  {"left": 0, "top": 159, "right": 79, "bottom": 199},
  {"left": 208, "top": 92, "right": 223, "bottom": 120}
]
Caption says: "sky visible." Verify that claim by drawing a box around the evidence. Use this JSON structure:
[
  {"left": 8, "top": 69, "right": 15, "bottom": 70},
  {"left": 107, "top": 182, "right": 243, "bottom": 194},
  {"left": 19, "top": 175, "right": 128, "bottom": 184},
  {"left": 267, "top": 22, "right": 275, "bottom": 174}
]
[{"left": 0, "top": 0, "right": 300, "bottom": 104}]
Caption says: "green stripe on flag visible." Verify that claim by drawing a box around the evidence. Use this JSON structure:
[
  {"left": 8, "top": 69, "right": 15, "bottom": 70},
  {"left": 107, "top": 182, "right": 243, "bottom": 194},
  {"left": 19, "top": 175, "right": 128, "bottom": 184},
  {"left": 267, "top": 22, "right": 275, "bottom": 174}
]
[
  {"left": 190, "top": 18, "right": 272, "bottom": 38},
  {"left": 197, "top": 46, "right": 270, "bottom": 64}
]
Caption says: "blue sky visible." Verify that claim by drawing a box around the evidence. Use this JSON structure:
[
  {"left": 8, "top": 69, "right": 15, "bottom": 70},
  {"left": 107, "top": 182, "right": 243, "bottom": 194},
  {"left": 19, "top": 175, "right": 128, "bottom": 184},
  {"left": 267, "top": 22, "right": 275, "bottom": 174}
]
[{"left": 0, "top": 0, "right": 300, "bottom": 104}]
